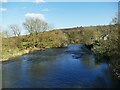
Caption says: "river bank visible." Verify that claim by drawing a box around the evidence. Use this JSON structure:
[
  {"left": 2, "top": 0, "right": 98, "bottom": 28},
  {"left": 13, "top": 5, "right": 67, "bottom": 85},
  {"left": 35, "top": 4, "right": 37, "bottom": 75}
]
[
  {"left": 110, "top": 55, "right": 120, "bottom": 80},
  {"left": 0, "top": 45, "right": 120, "bottom": 80},
  {"left": 2, "top": 44, "right": 120, "bottom": 88},
  {"left": 1, "top": 43, "right": 120, "bottom": 81},
  {"left": 1, "top": 47, "right": 46, "bottom": 62}
]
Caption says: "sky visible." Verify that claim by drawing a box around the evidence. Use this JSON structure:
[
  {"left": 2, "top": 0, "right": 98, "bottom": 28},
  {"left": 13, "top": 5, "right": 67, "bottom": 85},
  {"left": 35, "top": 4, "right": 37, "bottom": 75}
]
[
  {"left": 0, "top": 0, "right": 119, "bottom": 2},
  {"left": 0, "top": 0, "right": 118, "bottom": 35}
]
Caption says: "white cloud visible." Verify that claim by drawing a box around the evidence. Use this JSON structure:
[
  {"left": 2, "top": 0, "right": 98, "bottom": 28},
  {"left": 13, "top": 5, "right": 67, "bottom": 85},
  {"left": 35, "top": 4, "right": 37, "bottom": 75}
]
[
  {"left": 42, "top": 8, "right": 49, "bottom": 12},
  {"left": 25, "top": 13, "right": 46, "bottom": 21},
  {"left": 35, "top": 0, "right": 45, "bottom": 3},
  {"left": 0, "top": 0, "right": 7, "bottom": 2},
  {"left": 0, "top": 8, "right": 7, "bottom": 12}
]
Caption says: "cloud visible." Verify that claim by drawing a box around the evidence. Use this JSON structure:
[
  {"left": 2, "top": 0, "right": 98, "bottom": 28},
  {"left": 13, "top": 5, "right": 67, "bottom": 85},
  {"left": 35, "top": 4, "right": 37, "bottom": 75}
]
[
  {"left": 0, "top": 8, "right": 7, "bottom": 12},
  {"left": 25, "top": 13, "right": 46, "bottom": 21},
  {"left": 35, "top": 0, "right": 45, "bottom": 3},
  {"left": 42, "top": 8, "right": 49, "bottom": 12},
  {"left": 0, "top": 0, "right": 7, "bottom": 2}
]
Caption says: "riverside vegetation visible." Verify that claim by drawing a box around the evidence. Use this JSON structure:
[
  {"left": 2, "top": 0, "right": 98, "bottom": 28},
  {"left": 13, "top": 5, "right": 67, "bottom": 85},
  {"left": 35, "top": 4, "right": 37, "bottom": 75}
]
[{"left": 1, "top": 17, "right": 120, "bottom": 79}]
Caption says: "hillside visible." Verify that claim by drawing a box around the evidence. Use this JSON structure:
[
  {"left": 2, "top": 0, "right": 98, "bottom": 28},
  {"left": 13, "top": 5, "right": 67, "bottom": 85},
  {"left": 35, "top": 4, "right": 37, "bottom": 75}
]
[
  {"left": 1, "top": 24, "right": 120, "bottom": 79},
  {"left": 2, "top": 24, "right": 119, "bottom": 59}
]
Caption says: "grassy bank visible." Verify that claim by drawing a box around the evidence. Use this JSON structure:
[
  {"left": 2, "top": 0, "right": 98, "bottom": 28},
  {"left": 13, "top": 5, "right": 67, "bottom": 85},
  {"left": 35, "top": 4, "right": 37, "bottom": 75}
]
[
  {"left": 1, "top": 47, "right": 43, "bottom": 62},
  {"left": 1, "top": 30, "right": 68, "bottom": 61},
  {"left": 1, "top": 24, "right": 120, "bottom": 79},
  {"left": 2, "top": 25, "right": 119, "bottom": 61}
]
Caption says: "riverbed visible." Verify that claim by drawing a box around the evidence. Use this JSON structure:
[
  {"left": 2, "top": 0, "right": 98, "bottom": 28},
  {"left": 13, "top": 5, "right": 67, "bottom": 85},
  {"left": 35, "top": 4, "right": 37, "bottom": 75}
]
[{"left": 2, "top": 44, "right": 120, "bottom": 88}]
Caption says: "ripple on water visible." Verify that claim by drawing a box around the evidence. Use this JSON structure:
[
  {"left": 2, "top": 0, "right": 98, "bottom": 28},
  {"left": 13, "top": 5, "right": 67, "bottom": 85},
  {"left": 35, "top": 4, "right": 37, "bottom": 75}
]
[{"left": 2, "top": 44, "right": 120, "bottom": 88}]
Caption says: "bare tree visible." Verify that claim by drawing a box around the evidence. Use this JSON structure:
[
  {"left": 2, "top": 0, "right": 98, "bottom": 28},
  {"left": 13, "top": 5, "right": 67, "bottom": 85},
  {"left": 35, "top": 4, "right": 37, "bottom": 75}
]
[
  {"left": 110, "top": 12, "right": 119, "bottom": 25},
  {"left": 2, "top": 30, "right": 11, "bottom": 50},
  {"left": 0, "top": 26, "right": 6, "bottom": 38},
  {"left": 23, "top": 18, "right": 35, "bottom": 35},
  {"left": 9, "top": 24, "right": 21, "bottom": 37},
  {"left": 0, "top": 26, "right": 3, "bottom": 38},
  {"left": 47, "top": 24, "right": 55, "bottom": 31},
  {"left": 23, "top": 18, "right": 49, "bottom": 34},
  {"left": 23, "top": 17, "right": 50, "bottom": 47},
  {"left": 40, "top": 21, "right": 49, "bottom": 32},
  {"left": 2, "top": 30, "right": 9, "bottom": 38}
]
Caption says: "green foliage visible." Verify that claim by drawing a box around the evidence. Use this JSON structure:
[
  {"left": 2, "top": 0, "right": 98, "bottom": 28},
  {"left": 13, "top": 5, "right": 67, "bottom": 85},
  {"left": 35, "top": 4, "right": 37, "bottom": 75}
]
[
  {"left": 2, "top": 24, "right": 119, "bottom": 63},
  {"left": 92, "top": 24, "right": 119, "bottom": 56},
  {"left": 32, "top": 30, "right": 68, "bottom": 48}
]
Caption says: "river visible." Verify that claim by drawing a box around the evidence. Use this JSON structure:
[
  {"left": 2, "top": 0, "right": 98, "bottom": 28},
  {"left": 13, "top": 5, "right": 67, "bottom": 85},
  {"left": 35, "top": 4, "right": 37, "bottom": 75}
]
[{"left": 2, "top": 44, "right": 120, "bottom": 88}]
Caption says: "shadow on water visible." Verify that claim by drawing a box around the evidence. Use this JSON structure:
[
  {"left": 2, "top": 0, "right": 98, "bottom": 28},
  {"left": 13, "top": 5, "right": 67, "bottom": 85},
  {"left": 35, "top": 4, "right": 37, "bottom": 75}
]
[{"left": 2, "top": 44, "right": 120, "bottom": 88}]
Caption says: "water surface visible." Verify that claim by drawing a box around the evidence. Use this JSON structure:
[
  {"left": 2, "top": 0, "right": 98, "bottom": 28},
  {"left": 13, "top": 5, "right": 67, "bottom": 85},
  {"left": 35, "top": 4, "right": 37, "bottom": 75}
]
[{"left": 2, "top": 44, "right": 120, "bottom": 88}]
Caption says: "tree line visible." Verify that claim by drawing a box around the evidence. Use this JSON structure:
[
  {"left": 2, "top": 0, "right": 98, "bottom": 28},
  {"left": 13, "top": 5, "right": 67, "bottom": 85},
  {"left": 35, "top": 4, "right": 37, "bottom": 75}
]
[{"left": 1, "top": 14, "right": 120, "bottom": 79}]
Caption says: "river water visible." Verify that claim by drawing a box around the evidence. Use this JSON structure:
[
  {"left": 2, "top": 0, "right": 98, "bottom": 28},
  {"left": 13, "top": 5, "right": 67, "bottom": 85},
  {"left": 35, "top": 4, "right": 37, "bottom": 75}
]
[{"left": 2, "top": 44, "right": 120, "bottom": 88}]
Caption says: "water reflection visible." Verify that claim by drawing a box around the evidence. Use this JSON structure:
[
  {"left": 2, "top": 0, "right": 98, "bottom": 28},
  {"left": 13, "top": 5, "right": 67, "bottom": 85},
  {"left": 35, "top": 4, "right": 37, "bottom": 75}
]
[{"left": 2, "top": 44, "right": 120, "bottom": 88}]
